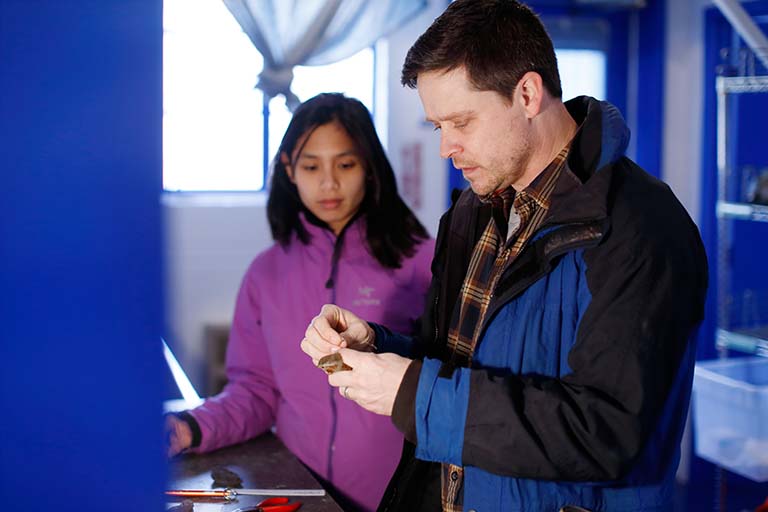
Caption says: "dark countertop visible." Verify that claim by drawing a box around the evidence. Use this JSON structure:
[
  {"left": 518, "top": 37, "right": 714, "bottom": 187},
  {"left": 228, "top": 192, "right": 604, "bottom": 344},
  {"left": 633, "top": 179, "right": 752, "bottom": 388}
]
[{"left": 168, "top": 433, "right": 343, "bottom": 511}]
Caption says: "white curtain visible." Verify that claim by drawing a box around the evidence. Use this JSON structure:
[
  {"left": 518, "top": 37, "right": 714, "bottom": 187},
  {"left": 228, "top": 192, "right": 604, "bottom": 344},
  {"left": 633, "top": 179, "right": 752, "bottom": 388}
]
[{"left": 223, "top": 0, "right": 428, "bottom": 110}]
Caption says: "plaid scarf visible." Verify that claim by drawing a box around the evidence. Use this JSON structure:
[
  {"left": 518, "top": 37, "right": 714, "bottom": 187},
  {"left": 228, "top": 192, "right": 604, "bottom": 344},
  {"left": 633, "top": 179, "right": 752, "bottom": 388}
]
[{"left": 441, "top": 145, "right": 571, "bottom": 511}]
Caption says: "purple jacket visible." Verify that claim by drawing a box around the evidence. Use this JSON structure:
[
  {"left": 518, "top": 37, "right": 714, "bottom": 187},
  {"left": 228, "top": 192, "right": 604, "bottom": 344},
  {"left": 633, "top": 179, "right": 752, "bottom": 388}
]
[{"left": 187, "top": 215, "right": 434, "bottom": 511}]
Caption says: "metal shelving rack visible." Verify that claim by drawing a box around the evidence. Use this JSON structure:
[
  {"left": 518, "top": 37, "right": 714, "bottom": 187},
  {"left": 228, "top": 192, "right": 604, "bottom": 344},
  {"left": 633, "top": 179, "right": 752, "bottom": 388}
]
[
  {"left": 715, "top": 75, "right": 768, "bottom": 358},
  {"left": 709, "top": 76, "right": 768, "bottom": 512}
]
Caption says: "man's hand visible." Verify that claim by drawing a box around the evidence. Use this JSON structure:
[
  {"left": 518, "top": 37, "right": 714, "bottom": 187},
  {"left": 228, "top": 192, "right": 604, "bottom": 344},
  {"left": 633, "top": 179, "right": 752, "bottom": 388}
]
[
  {"left": 301, "top": 304, "right": 376, "bottom": 365},
  {"left": 164, "top": 414, "right": 192, "bottom": 457},
  {"left": 327, "top": 348, "right": 412, "bottom": 416}
]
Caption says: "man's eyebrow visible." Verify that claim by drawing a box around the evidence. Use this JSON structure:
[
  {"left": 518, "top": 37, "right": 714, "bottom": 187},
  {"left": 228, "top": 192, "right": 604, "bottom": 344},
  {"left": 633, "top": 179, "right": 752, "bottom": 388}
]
[{"left": 425, "top": 110, "right": 474, "bottom": 124}]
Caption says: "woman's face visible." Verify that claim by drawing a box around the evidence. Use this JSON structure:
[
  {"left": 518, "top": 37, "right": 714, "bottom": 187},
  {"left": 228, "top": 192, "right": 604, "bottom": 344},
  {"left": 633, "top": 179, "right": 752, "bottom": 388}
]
[{"left": 284, "top": 120, "right": 367, "bottom": 235}]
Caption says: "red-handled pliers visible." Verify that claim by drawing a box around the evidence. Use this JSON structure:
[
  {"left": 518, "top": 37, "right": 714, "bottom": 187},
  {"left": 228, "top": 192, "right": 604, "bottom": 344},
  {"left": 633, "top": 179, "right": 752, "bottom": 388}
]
[{"left": 233, "top": 497, "right": 302, "bottom": 512}]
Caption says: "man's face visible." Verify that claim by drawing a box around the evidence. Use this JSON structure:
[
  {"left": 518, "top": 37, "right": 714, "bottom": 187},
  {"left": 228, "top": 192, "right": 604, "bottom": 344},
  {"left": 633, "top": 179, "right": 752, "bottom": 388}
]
[{"left": 417, "top": 66, "right": 532, "bottom": 195}]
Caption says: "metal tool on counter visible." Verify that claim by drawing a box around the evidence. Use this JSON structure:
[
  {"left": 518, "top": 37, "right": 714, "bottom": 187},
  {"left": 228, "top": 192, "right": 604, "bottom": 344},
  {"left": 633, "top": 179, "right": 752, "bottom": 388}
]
[
  {"left": 232, "top": 496, "right": 303, "bottom": 512},
  {"left": 166, "top": 495, "right": 303, "bottom": 511},
  {"left": 165, "top": 488, "right": 325, "bottom": 500}
]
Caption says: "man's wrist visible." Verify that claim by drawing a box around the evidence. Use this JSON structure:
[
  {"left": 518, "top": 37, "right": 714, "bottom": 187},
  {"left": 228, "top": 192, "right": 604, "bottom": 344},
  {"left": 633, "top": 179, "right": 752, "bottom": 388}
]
[{"left": 391, "top": 359, "right": 422, "bottom": 443}]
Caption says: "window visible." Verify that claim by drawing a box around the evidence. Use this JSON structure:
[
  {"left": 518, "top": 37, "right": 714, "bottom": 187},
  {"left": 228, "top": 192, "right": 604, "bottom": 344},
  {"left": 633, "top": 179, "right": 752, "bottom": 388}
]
[
  {"left": 555, "top": 49, "right": 607, "bottom": 100},
  {"left": 543, "top": 16, "right": 609, "bottom": 101},
  {"left": 163, "top": 0, "right": 377, "bottom": 192}
]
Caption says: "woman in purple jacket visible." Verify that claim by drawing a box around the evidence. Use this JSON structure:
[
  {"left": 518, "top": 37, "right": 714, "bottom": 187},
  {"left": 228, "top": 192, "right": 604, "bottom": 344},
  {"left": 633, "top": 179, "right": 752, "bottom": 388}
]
[{"left": 165, "top": 93, "right": 435, "bottom": 511}]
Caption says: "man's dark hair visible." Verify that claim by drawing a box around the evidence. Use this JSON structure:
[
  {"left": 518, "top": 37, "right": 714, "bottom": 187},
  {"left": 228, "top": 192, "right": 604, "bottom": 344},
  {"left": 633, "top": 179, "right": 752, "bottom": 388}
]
[
  {"left": 401, "top": 0, "right": 562, "bottom": 99},
  {"left": 267, "top": 93, "right": 428, "bottom": 269}
]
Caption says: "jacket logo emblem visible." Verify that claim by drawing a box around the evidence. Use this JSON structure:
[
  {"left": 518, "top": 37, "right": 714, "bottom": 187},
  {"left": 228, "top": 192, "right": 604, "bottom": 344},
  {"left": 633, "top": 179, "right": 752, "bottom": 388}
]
[{"left": 353, "top": 286, "right": 380, "bottom": 306}]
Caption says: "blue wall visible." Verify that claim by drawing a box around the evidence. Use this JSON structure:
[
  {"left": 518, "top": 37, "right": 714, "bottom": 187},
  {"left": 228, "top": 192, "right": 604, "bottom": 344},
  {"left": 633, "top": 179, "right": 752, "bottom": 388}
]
[{"left": 0, "top": 1, "right": 165, "bottom": 510}]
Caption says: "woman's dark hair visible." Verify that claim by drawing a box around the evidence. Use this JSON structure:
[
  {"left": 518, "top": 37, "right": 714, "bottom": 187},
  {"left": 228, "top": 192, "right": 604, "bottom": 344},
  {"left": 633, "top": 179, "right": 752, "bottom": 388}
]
[
  {"left": 401, "top": 0, "right": 562, "bottom": 100},
  {"left": 267, "top": 93, "right": 429, "bottom": 269}
]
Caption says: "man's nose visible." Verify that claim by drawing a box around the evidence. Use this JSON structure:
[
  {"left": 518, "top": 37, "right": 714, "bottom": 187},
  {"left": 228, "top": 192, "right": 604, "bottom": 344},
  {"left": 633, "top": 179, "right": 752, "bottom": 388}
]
[{"left": 439, "top": 131, "right": 460, "bottom": 159}]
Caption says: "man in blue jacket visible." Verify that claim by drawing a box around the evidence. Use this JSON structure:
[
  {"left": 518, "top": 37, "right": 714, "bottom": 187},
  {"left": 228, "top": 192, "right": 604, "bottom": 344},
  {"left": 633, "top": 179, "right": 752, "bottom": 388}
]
[{"left": 301, "top": 1, "right": 708, "bottom": 510}]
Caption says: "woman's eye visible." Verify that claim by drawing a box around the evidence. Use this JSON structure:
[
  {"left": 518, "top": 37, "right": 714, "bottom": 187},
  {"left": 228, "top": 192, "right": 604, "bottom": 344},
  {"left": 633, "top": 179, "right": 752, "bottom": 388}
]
[
  {"left": 300, "top": 165, "right": 317, "bottom": 171},
  {"left": 339, "top": 161, "right": 358, "bottom": 169}
]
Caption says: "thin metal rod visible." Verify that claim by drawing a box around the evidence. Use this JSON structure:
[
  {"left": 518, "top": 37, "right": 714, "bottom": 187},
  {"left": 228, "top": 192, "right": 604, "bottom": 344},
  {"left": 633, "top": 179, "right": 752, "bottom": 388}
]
[
  {"left": 166, "top": 488, "right": 326, "bottom": 498},
  {"left": 712, "top": 0, "right": 768, "bottom": 71},
  {"left": 235, "top": 488, "right": 326, "bottom": 497}
]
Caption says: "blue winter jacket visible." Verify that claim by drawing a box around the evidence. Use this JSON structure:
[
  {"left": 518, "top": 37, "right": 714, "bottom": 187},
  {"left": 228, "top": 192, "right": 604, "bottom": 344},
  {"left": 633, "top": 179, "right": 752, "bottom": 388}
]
[{"left": 375, "top": 97, "right": 708, "bottom": 512}]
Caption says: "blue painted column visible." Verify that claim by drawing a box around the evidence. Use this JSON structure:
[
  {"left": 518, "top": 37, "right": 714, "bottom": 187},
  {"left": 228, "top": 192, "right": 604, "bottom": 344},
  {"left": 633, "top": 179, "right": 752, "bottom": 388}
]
[{"left": 0, "top": 1, "right": 165, "bottom": 510}]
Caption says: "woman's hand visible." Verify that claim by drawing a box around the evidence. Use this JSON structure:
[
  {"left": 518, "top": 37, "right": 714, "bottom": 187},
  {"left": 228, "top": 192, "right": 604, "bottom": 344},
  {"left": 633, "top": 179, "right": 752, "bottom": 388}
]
[{"left": 164, "top": 414, "right": 193, "bottom": 458}]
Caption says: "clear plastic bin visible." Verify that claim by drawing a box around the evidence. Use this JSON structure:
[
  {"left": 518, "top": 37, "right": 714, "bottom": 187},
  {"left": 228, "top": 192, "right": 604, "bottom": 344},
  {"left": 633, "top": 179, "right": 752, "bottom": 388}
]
[{"left": 692, "top": 357, "right": 768, "bottom": 482}]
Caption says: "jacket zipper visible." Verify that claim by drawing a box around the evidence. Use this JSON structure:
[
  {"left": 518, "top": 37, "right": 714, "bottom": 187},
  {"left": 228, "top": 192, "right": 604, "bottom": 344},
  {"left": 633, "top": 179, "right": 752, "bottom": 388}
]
[
  {"left": 473, "top": 222, "right": 604, "bottom": 355},
  {"left": 433, "top": 293, "right": 440, "bottom": 345},
  {"left": 325, "top": 228, "right": 347, "bottom": 481}
]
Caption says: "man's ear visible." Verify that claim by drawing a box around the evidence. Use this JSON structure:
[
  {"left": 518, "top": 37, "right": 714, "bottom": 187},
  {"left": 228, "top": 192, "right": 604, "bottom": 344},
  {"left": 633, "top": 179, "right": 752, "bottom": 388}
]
[
  {"left": 516, "top": 71, "right": 544, "bottom": 119},
  {"left": 281, "top": 152, "right": 295, "bottom": 183}
]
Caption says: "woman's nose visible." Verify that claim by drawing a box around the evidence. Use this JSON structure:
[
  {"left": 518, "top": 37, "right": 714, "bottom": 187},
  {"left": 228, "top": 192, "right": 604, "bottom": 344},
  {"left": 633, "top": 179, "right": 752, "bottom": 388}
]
[{"left": 320, "top": 168, "right": 339, "bottom": 190}]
